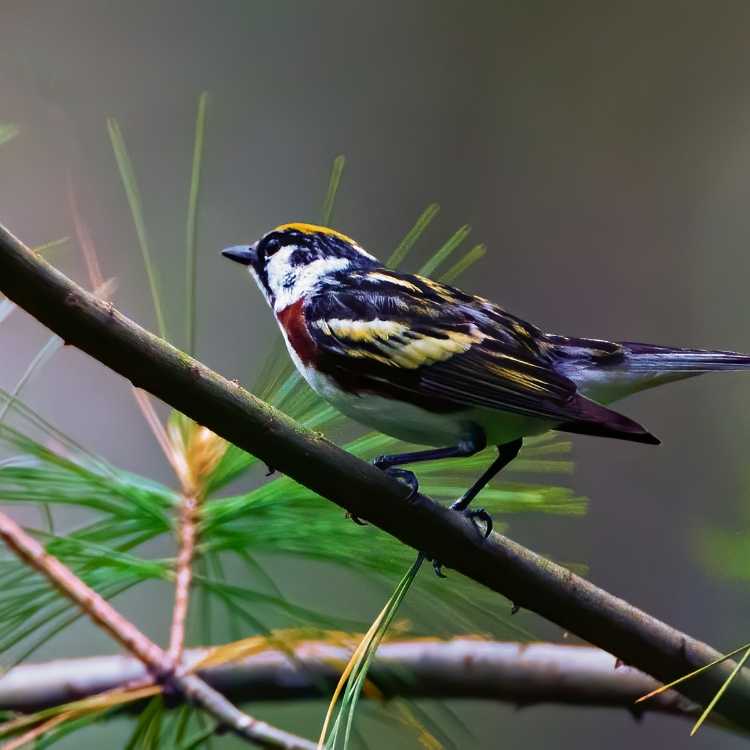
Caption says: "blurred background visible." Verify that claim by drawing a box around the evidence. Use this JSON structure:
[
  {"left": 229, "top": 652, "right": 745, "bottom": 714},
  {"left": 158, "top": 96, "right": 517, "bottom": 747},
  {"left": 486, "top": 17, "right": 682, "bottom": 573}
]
[{"left": 2, "top": 0, "right": 750, "bottom": 747}]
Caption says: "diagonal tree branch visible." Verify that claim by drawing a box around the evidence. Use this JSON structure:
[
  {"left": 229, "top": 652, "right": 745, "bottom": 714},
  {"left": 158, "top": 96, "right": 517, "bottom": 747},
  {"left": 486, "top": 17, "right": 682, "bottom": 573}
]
[
  {"left": 0, "top": 507, "right": 315, "bottom": 749},
  {"left": 0, "top": 223, "right": 747, "bottom": 726},
  {"left": 0, "top": 640, "right": 701, "bottom": 720},
  {"left": 0, "top": 512, "right": 164, "bottom": 668}
]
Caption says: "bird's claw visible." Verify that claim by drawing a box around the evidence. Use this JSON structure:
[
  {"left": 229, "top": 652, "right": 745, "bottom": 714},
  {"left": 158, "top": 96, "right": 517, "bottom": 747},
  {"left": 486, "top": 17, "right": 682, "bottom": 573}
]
[
  {"left": 373, "top": 461, "right": 419, "bottom": 501},
  {"left": 429, "top": 506, "right": 493, "bottom": 581},
  {"left": 464, "top": 507, "right": 493, "bottom": 538},
  {"left": 385, "top": 467, "right": 419, "bottom": 500},
  {"left": 450, "top": 497, "right": 493, "bottom": 538}
]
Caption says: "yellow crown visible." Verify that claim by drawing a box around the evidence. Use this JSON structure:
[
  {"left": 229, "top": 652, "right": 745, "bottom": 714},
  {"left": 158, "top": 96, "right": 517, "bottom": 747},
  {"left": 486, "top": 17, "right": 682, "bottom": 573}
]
[{"left": 274, "top": 222, "right": 357, "bottom": 246}]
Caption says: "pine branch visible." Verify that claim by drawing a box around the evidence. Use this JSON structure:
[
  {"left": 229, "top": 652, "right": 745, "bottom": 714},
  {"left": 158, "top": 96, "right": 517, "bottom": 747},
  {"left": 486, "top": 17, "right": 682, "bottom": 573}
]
[
  {"left": 0, "top": 222, "right": 748, "bottom": 725},
  {"left": 0, "top": 511, "right": 164, "bottom": 668},
  {"left": 0, "top": 640, "right": 700, "bottom": 721},
  {"left": 0, "top": 508, "right": 314, "bottom": 749}
]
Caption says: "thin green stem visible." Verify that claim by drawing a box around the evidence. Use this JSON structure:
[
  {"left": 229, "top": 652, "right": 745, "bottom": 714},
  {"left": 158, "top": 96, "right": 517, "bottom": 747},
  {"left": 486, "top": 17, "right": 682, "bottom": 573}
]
[
  {"left": 185, "top": 92, "right": 208, "bottom": 356},
  {"left": 418, "top": 225, "right": 471, "bottom": 277},
  {"left": 321, "top": 155, "right": 346, "bottom": 226},
  {"left": 107, "top": 117, "right": 168, "bottom": 340},
  {"left": 439, "top": 243, "right": 486, "bottom": 283},
  {"left": 692, "top": 646, "right": 750, "bottom": 735},
  {"left": 387, "top": 203, "right": 439, "bottom": 268}
]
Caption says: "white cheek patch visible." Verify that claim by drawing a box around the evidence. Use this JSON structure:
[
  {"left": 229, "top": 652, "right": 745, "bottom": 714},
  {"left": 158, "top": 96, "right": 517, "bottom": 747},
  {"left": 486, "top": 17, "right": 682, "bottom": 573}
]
[
  {"left": 269, "top": 254, "right": 351, "bottom": 311},
  {"left": 264, "top": 246, "right": 298, "bottom": 298}
]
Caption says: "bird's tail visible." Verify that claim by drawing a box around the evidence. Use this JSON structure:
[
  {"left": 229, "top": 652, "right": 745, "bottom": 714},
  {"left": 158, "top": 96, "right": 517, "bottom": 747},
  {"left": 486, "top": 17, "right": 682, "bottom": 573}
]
[
  {"left": 548, "top": 335, "right": 750, "bottom": 407},
  {"left": 620, "top": 342, "right": 750, "bottom": 372}
]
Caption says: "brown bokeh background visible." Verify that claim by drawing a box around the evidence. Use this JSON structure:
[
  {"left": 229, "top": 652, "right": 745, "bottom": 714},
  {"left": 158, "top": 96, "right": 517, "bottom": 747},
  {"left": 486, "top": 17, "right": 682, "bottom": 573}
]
[{"left": 2, "top": 1, "right": 750, "bottom": 747}]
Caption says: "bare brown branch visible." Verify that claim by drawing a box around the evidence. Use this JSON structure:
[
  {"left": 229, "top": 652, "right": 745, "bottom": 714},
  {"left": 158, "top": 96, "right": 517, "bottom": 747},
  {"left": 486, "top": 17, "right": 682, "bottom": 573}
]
[{"left": 0, "top": 640, "right": 699, "bottom": 720}]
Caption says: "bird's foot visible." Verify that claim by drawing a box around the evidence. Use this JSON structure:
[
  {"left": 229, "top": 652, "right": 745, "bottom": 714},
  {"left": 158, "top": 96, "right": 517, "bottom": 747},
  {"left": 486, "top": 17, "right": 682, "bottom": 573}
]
[
  {"left": 372, "top": 457, "right": 419, "bottom": 501},
  {"left": 385, "top": 467, "right": 419, "bottom": 500},
  {"left": 464, "top": 507, "right": 493, "bottom": 538},
  {"left": 428, "top": 505, "right": 493, "bottom": 579},
  {"left": 449, "top": 500, "right": 493, "bottom": 538}
]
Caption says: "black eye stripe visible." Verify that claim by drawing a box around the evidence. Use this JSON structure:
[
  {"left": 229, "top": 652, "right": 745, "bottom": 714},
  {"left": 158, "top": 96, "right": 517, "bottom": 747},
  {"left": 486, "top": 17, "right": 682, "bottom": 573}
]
[
  {"left": 258, "top": 232, "right": 304, "bottom": 261},
  {"left": 263, "top": 237, "right": 282, "bottom": 257},
  {"left": 256, "top": 228, "right": 379, "bottom": 275}
]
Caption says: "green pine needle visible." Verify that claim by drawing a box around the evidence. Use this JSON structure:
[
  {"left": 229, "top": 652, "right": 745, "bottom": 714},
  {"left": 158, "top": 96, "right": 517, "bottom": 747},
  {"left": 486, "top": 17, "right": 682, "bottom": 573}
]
[
  {"left": 125, "top": 695, "right": 165, "bottom": 750},
  {"left": 0, "top": 336, "right": 63, "bottom": 424},
  {"left": 637, "top": 640, "right": 750, "bottom": 706},
  {"left": 320, "top": 554, "right": 424, "bottom": 750},
  {"left": 107, "top": 117, "right": 169, "bottom": 340},
  {"left": 178, "top": 722, "right": 219, "bottom": 750},
  {"left": 171, "top": 705, "right": 195, "bottom": 746},
  {"left": 34, "top": 708, "right": 115, "bottom": 749},
  {"left": 439, "top": 243, "right": 486, "bottom": 284},
  {"left": 32, "top": 237, "right": 70, "bottom": 256},
  {"left": 321, "top": 155, "right": 346, "bottom": 226},
  {"left": 691, "top": 646, "right": 750, "bottom": 735},
  {"left": 185, "top": 92, "right": 208, "bottom": 356},
  {"left": 387, "top": 203, "right": 440, "bottom": 267},
  {"left": 418, "top": 224, "right": 471, "bottom": 277},
  {"left": 0, "top": 335, "right": 64, "bottom": 531}
]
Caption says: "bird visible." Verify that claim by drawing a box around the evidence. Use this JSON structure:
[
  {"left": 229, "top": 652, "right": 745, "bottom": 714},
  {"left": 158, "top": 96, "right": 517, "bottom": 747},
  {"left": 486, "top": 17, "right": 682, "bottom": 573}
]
[{"left": 222, "top": 222, "right": 750, "bottom": 550}]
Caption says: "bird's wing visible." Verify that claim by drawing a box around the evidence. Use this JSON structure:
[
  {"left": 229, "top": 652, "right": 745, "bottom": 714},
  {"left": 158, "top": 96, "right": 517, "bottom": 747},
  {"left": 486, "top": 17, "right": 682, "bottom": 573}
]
[{"left": 303, "top": 270, "right": 656, "bottom": 442}]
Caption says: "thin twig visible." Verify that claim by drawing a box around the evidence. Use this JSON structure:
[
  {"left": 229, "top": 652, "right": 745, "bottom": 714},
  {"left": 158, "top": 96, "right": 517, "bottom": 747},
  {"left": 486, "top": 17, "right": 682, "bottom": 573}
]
[
  {"left": 175, "top": 674, "right": 316, "bottom": 750},
  {"left": 131, "top": 387, "right": 181, "bottom": 474},
  {"left": 185, "top": 91, "right": 208, "bottom": 357},
  {"left": 0, "top": 511, "right": 164, "bottom": 667},
  {"left": 66, "top": 172, "right": 104, "bottom": 292},
  {"left": 164, "top": 418, "right": 225, "bottom": 665},
  {"left": 2, "top": 712, "right": 69, "bottom": 750},
  {"left": 0, "top": 510, "right": 314, "bottom": 749},
  {"left": 0, "top": 640, "right": 700, "bottom": 720},
  {"left": 168, "top": 491, "right": 199, "bottom": 665},
  {"left": 0, "top": 678, "right": 158, "bottom": 742},
  {"left": 0, "top": 222, "right": 748, "bottom": 725}
]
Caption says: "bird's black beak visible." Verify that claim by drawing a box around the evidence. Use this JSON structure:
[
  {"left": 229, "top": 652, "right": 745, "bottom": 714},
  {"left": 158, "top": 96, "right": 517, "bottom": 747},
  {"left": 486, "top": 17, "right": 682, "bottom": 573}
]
[{"left": 221, "top": 245, "right": 256, "bottom": 266}]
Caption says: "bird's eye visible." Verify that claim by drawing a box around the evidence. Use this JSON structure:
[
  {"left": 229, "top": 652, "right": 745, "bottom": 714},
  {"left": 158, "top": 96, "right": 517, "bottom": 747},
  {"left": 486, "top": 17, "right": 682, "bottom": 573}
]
[{"left": 262, "top": 237, "right": 282, "bottom": 259}]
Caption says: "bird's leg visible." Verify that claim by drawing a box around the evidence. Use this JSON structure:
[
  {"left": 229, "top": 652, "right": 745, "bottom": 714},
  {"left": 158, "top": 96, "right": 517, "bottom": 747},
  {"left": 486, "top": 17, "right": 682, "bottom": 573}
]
[
  {"left": 449, "top": 438, "right": 523, "bottom": 538},
  {"left": 369, "top": 435, "right": 486, "bottom": 560},
  {"left": 373, "top": 434, "right": 486, "bottom": 500},
  {"left": 431, "top": 438, "right": 524, "bottom": 578}
]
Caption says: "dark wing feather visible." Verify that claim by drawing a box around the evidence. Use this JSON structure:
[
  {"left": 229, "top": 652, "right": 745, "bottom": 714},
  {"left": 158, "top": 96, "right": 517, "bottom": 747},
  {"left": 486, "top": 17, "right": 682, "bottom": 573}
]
[{"left": 304, "top": 270, "right": 657, "bottom": 443}]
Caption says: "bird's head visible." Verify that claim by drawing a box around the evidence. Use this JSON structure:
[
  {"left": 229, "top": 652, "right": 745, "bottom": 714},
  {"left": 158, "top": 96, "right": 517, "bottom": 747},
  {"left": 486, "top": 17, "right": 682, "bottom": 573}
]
[{"left": 222, "top": 223, "right": 379, "bottom": 310}]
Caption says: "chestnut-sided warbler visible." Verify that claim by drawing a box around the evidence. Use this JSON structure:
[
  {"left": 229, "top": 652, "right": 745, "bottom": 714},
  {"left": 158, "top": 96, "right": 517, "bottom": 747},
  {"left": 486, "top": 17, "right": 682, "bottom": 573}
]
[{"left": 223, "top": 223, "right": 750, "bottom": 537}]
